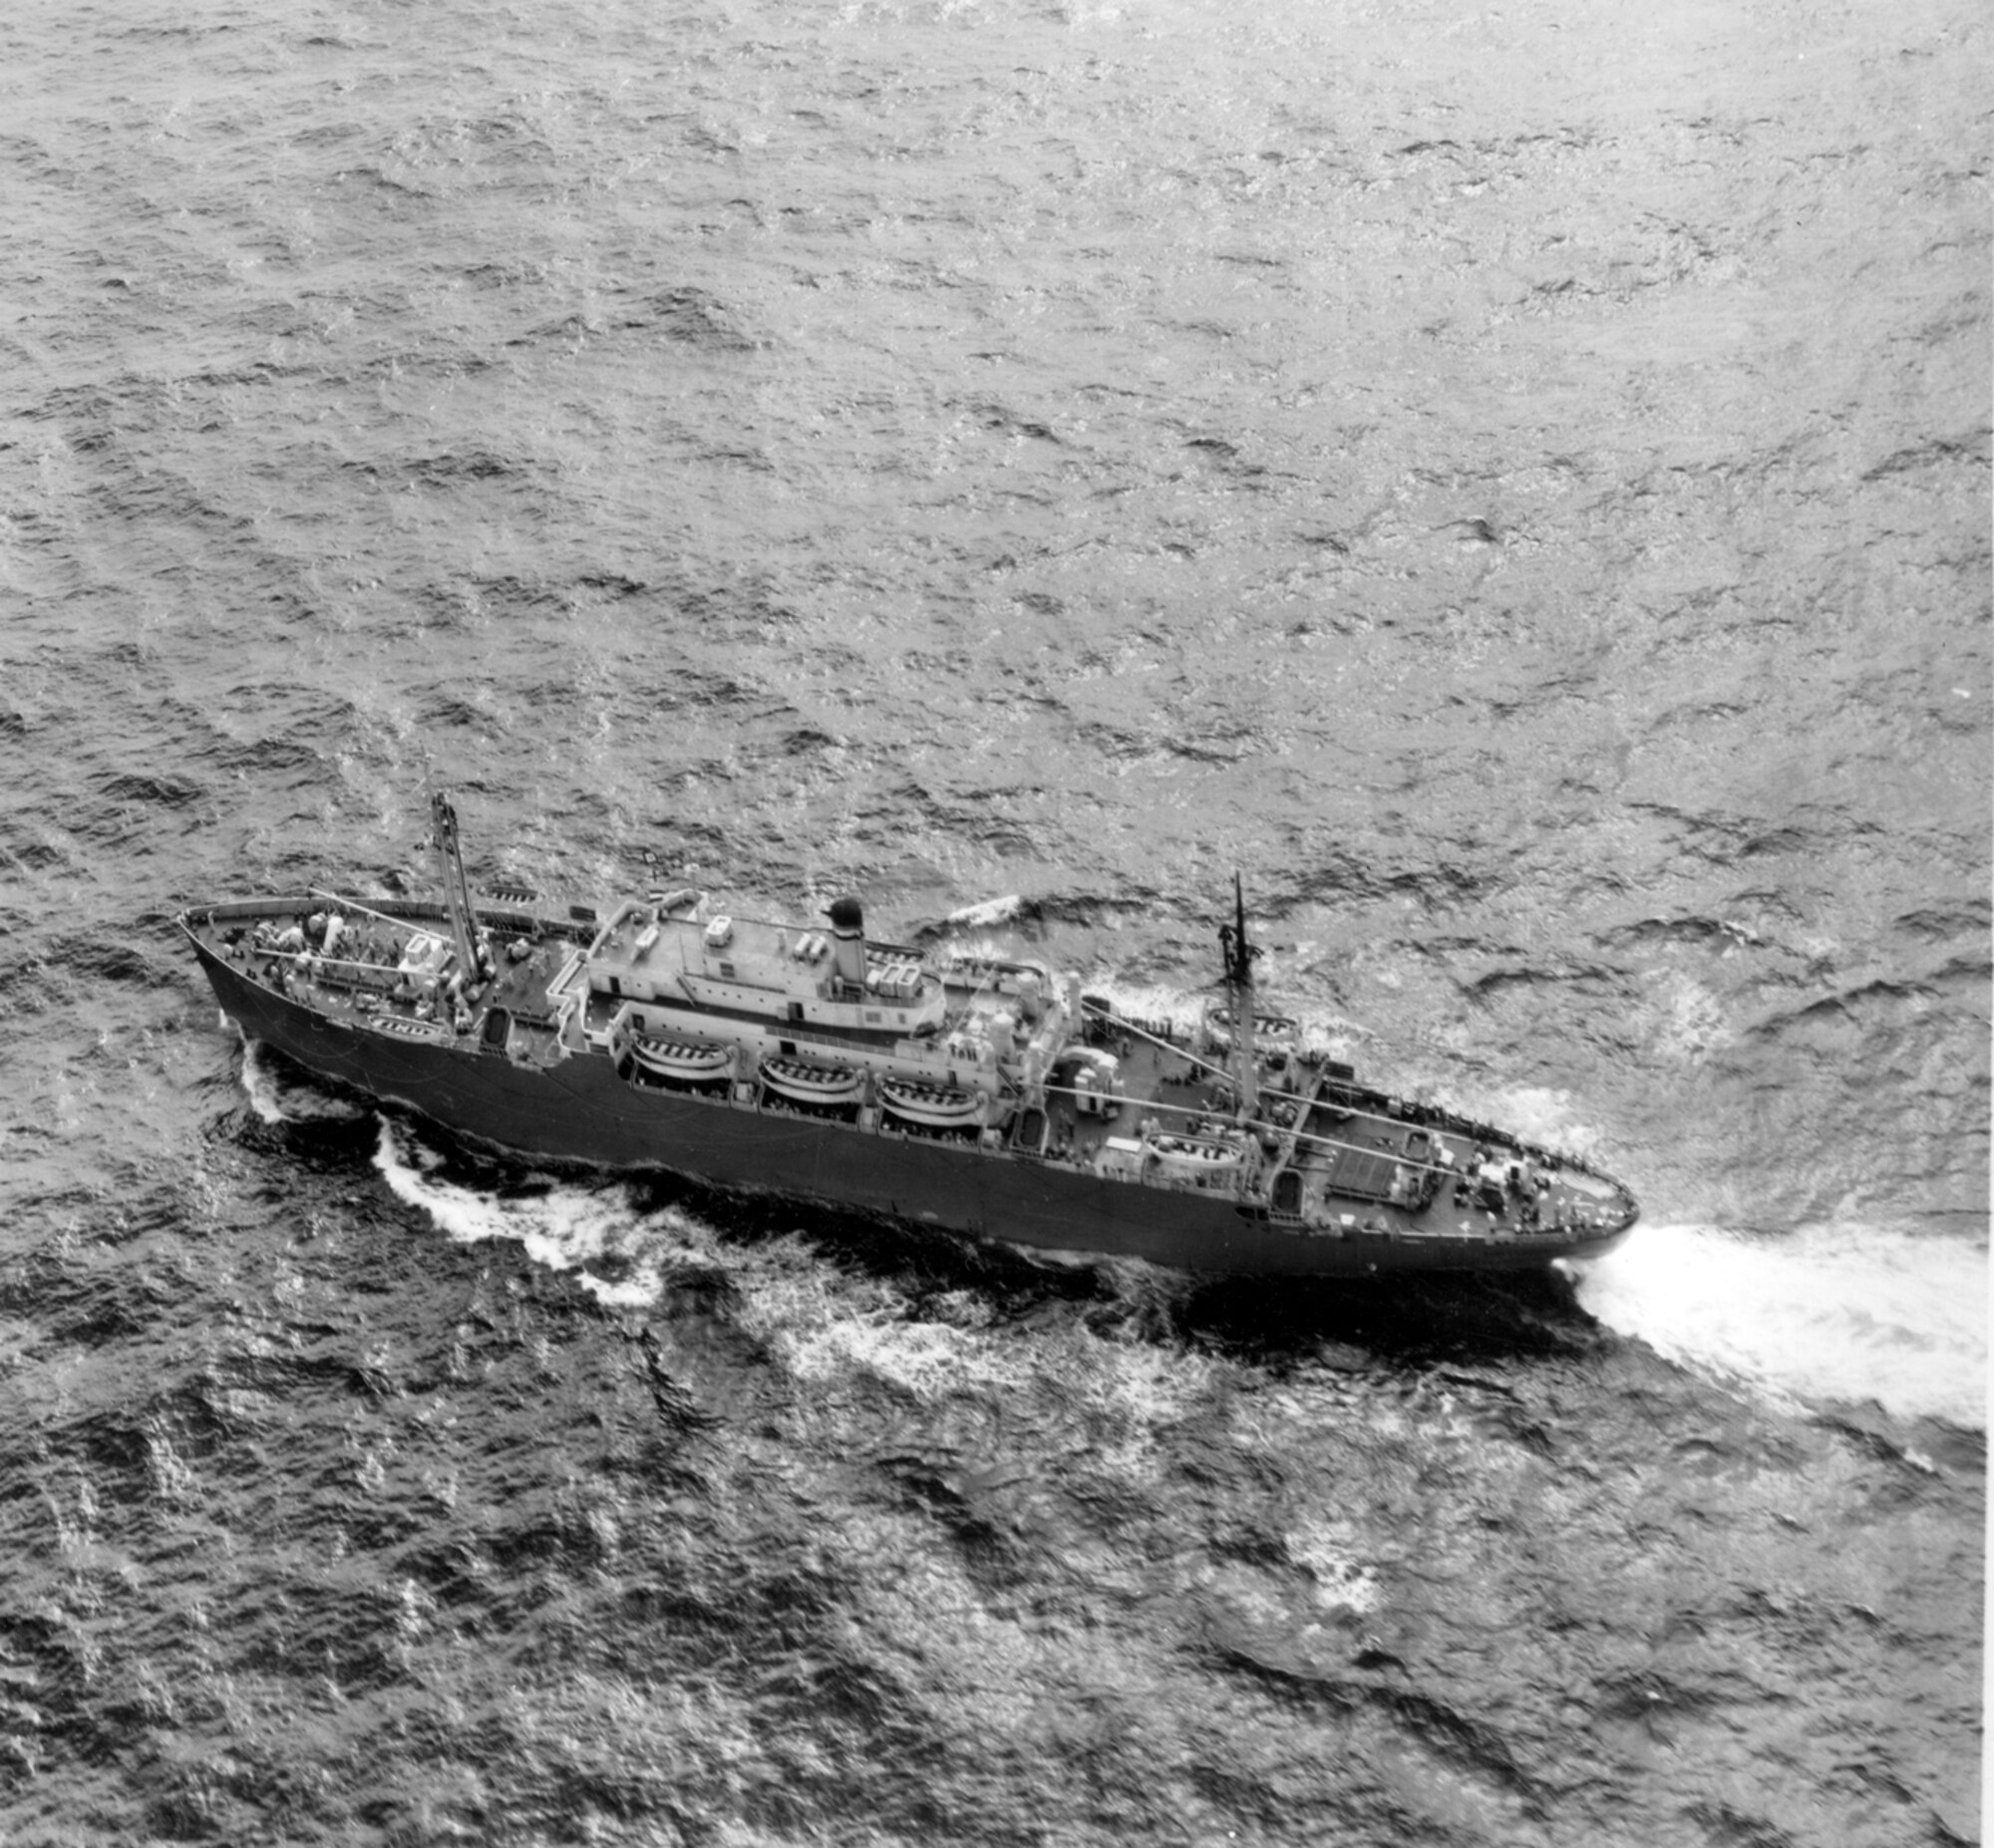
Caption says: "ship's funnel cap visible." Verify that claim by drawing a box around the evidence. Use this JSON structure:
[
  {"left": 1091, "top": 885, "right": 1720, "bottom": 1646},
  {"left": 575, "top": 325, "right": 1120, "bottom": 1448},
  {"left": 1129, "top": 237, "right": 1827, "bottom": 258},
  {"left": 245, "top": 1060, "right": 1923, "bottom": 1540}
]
[{"left": 828, "top": 896, "right": 863, "bottom": 937}]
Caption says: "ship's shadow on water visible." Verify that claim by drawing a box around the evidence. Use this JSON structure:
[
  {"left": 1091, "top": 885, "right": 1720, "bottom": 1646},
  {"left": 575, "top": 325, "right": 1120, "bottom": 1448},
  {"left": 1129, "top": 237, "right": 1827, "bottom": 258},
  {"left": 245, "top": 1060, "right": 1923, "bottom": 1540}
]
[
  {"left": 220, "top": 1105, "right": 383, "bottom": 1175},
  {"left": 1159, "top": 1267, "right": 1606, "bottom": 1371}
]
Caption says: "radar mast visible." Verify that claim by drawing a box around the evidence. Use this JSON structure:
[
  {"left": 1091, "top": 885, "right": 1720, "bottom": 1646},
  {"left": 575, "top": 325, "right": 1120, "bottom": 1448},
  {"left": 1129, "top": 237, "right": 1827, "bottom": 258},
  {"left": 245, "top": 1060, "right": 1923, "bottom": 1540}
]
[
  {"left": 430, "top": 790, "right": 481, "bottom": 985},
  {"left": 1217, "top": 873, "right": 1262, "bottom": 1122}
]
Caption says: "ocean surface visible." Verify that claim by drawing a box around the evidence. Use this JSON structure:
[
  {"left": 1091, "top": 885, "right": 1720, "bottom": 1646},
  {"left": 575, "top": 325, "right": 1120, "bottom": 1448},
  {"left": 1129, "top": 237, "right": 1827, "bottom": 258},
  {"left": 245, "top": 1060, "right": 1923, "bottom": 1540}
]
[{"left": 0, "top": 0, "right": 1987, "bottom": 1842}]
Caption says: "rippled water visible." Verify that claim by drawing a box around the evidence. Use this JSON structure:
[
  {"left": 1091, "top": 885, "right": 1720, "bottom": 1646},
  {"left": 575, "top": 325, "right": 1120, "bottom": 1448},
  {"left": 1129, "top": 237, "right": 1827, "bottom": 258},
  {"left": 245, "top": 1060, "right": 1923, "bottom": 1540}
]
[{"left": 1, "top": 0, "right": 1986, "bottom": 1842}]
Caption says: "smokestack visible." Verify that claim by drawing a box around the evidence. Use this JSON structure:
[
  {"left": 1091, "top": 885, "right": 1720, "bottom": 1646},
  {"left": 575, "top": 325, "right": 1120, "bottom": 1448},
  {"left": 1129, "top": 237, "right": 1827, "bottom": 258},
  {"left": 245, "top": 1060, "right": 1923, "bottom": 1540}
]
[{"left": 829, "top": 896, "right": 865, "bottom": 988}]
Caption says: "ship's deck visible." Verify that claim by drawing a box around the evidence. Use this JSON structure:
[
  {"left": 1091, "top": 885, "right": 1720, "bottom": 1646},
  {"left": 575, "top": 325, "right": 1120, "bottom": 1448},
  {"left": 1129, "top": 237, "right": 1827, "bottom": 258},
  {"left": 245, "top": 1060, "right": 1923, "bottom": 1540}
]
[{"left": 1039, "top": 1014, "right": 1622, "bottom": 1245}]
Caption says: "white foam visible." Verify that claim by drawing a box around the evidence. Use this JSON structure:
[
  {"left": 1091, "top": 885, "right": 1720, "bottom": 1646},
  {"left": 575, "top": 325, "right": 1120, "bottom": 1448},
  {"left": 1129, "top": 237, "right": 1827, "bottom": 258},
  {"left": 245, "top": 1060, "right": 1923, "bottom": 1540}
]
[
  {"left": 732, "top": 1255, "right": 1038, "bottom": 1402},
  {"left": 944, "top": 894, "right": 1027, "bottom": 931},
  {"left": 1285, "top": 1516, "right": 1383, "bottom": 1615},
  {"left": 1419, "top": 1080, "right": 1603, "bottom": 1163},
  {"left": 1574, "top": 1220, "right": 1988, "bottom": 1430},
  {"left": 238, "top": 1036, "right": 290, "bottom": 1124},
  {"left": 1072, "top": 977, "right": 1201, "bottom": 1033},
  {"left": 370, "top": 1119, "right": 694, "bottom": 1308},
  {"left": 368, "top": 1121, "right": 1053, "bottom": 1393},
  {"left": 235, "top": 1032, "right": 367, "bottom": 1124}
]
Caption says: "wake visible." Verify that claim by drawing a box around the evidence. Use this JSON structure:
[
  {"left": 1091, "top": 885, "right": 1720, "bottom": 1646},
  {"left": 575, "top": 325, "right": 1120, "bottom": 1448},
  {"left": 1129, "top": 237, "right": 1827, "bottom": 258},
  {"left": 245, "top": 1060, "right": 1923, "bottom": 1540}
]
[{"left": 1574, "top": 1220, "right": 1987, "bottom": 1429}]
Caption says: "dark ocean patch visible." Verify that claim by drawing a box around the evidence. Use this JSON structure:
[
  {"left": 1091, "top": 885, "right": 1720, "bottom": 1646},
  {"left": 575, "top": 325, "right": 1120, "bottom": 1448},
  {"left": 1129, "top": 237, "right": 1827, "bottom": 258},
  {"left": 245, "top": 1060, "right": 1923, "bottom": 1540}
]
[
  {"left": 96, "top": 772, "right": 205, "bottom": 811},
  {"left": 398, "top": 450, "right": 525, "bottom": 486},
  {"left": 1600, "top": 914, "right": 1769, "bottom": 951},
  {"left": 575, "top": 571, "right": 648, "bottom": 598},
  {"left": 1860, "top": 428, "right": 1988, "bottom": 482},
  {"left": 410, "top": 573, "right": 564, "bottom": 625},
  {"left": 1624, "top": 801, "right": 1855, "bottom": 868},
  {"left": 1462, "top": 959, "right": 1628, "bottom": 1002},
  {"left": 0, "top": 828, "right": 71, "bottom": 876},
  {"left": 509, "top": 310, "right": 597, "bottom": 346},
  {"left": 1749, "top": 975, "right": 1950, "bottom": 1040},
  {"left": 1895, "top": 898, "right": 1992, "bottom": 943},
  {"left": 1291, "top": 855, "right": 1493, "bottom": 911},
  {"left": 331, "top": 161, "right": 439, "bottom": 202},
  {"left": 672, "top": 577, "right": 809, "bottom": 633},
  {"left": 415, "top": 693, "right": 502, "bottom": 735},
  {"left": 1177, "top": 1267, "right": 1605, "bottom": 1369},
  {"left": 611, "top": 285, "right": 763, "bottom": 352},
  {"left": 1180, "top": 434, "right": 1279, "bottom": 482},
  {"left": 209, "top": 735, "right": 326, "bottom": 776},
  {"left": 49, "top": 930, "right": 163, "bottom": 987},
  {"left": 626, "top": 667, "right": 763, "bottom": 715},
  {"left": 965, "top": 401, "right": 1064, "bottom": 443}
]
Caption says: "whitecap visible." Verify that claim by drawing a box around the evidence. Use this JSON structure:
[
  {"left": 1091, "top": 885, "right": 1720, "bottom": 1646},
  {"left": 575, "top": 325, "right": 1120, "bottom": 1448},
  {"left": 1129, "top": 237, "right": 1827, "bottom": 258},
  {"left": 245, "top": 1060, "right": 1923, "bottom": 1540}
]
[
  {"left": 1285, "top": 1515, "right": 1383, "bottom": 1615},
  {"left": 731, "top": 1254, "right": 1037, "bottom": 1402},
  {"left": 944, "top": 893, "right": 1027, "bottom": 931}
]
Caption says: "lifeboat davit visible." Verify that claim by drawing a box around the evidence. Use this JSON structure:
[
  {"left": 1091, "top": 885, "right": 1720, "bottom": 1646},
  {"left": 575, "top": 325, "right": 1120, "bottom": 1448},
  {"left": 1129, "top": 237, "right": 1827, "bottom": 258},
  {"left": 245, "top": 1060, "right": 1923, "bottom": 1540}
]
[
  {"left": 631, "top": 1036, "right": 733, "bottom": 1083},
  {"left": 761, "top": 1057, "right": 863, "bottom": 1106},
  {"left": 878, "top": 1075, "right": 984, "bottom": 1128}
]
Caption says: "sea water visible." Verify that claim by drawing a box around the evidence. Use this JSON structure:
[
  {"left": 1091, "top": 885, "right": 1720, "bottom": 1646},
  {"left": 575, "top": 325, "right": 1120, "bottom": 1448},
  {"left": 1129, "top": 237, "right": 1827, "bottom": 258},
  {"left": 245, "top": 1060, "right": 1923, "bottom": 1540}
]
[{"left": 0, "top": 0, "right": 1985, "bottom": 1842}]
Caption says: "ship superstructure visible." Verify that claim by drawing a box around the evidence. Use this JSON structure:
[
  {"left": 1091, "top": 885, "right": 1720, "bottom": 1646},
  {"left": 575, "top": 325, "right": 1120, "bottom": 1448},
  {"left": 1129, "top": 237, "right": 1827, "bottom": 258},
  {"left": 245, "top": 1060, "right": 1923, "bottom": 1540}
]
[{"left": 175, "top": 794, "right": 1639, "bottom": 1278}]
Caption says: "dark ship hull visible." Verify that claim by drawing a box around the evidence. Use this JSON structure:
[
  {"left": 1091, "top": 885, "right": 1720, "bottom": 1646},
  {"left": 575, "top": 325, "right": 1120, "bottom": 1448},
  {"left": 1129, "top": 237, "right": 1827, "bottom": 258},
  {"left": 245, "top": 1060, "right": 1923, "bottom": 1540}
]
[{"left": 179, "top": 875, "right": 1639, "bottom": 1281}]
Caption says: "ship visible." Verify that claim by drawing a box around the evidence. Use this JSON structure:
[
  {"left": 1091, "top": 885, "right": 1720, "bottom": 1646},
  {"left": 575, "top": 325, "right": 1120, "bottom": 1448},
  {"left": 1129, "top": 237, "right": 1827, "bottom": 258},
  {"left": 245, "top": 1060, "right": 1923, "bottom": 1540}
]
[{"left": 176, "top": 793, "right": 1640, "bottom": 1279}]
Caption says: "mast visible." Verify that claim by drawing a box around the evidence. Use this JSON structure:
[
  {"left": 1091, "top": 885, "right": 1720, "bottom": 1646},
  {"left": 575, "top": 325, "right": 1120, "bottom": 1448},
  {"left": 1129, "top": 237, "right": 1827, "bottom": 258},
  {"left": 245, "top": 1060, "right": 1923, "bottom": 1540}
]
[
  {"left": 430, "top": 790, "right": 481, "bottom": 984},
  {"left": 1218, "top": 872, "right": 1261, "bottom": 1121}
]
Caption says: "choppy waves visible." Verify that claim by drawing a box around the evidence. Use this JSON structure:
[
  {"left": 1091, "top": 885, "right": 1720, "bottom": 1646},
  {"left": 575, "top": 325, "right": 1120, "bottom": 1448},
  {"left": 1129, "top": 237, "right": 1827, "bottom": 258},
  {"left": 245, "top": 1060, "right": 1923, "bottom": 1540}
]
[{"left": 2, "top": 0, "right": 1985, "bottom": 1840}]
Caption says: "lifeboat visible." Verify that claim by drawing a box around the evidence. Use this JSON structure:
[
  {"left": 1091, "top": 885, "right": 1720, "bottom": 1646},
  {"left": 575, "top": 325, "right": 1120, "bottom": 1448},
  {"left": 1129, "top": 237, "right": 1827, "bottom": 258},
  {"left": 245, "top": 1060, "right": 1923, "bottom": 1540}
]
[
  {"left": 761, "top": 1057, "right": 864, "bottom": 1106},
  {"left": 878, "top": 1075, "right": 984, "bottom": 1128},
  {"left": 1147, "top": 1132, "right": 1245, "bottom": 1176},
  {"left": 366, "top": 1013, "right": 452, "bottom": 1043},
  {"left": 631, "top": 1036, "right": 733, "bottom": 1084}
]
